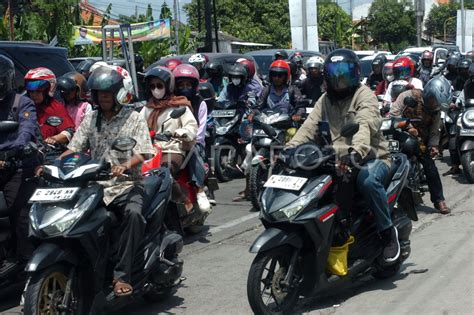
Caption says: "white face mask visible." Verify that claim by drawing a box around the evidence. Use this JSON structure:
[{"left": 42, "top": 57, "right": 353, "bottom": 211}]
[
  {"left": 151, "top": 88, "right": 166, "bottom": 100},
  {"left": 232, "top": 78, "right": 241, "bottom": 86}
]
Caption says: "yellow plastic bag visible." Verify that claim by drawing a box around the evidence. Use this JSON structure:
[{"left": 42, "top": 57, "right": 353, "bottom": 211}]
[
  {"left": 326, "top": 235, "right": 355, "bottom": 276},
  {"left": 285, "top": 128, "right": 297, "bottom": 142}
]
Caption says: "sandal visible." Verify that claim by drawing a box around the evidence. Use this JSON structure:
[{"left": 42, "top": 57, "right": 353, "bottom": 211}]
[{"left": 113, "top": 279, "right": 133, "bottom": 297}]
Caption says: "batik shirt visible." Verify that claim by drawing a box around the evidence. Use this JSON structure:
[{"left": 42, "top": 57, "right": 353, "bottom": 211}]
[{"left": 68, "top": 108, "right": 154, "bottom": 205}]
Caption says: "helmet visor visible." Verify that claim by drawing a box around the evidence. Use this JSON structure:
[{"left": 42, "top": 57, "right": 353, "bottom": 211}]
[
  {"left": 26, "top": 80, "right": 49, "bottom": 91},
  {"left": 326, "top": 62, "right": 359, "bottom": 90},
  {"left": 394, "top": 65, "right": 411, "bottom": 80}
]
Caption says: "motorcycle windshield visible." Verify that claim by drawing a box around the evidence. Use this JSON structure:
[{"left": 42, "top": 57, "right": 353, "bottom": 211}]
[{"left": 260, "top": 111, "right": 290, "bottom": 125}]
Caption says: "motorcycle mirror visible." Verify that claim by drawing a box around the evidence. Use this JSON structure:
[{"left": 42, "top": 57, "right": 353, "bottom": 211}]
[
  {"left": 45, "top": 116, "right": 64, "bottom": 127},
  {"left": 260, "top": 122, "right": 277, "bottom": 138},
  {"left": 111, "top": 137, "right": 137, "bottom": 152},
  {"left": 0, "top": 120, "right": 20, "bottom": 132},
  {"left": 170, "top": 107, "right": 187, "bottom": 119},
  {"left": 340, "top": 123, "right": 359, "bottom": 138}
]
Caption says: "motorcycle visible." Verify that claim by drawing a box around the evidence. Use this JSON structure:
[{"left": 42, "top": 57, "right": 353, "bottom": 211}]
[
  {"left": 22, "top": 137, "right": 184, "bottom": 314},
  {"left": 142, "top": 107, "right": 211, "bottom": 235},
  {"left": 456, "top": 98, "right": 474, "bottom": 182},
  {"left": 246, "top": 122, "right": 417, "bottom": 314},
  {"left": 440, "top": 91, "right": 462, "bottom": 157}
]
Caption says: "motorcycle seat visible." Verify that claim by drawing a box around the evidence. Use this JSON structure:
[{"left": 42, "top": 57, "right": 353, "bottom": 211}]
[
  {"left": 143, "top": 175, "right": 164, "bottom": 210},
  {"left": 384, "top": 155, "right": 403, "bottom": 189}
]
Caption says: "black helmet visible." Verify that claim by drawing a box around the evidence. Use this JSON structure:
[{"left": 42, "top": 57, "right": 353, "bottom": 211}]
[
  {"left": 144, "top": 66, "right": 174, "bottom": 97},
  {"left": 423, "top": 75, "right": 452, "bottom": 113},
  {"left": 198, "top": 82, "right": 216, "bottom": 100},
  {"left": 87, "top": 66, "right": 124, "bottom": 106},
  {"left": 458, "top": 59, "right": 472, "bottom": 70},
  {"left": 0, "top": 55, "right": 15, "bottom": 99},
  {"left": 134, "top": 54, "right": 144, "bottom": 72},
  {"left": 76, "top": 59, "right": 98, "bottom": 78},
  {"left": 228, "top": 64, "right": 248, "bottom": 82},
  {"left": 323, "top": 49, "right": 361, "bottom": 100},
  {"left": 372, "top": 54, "right": 387, "bottom": 72},
  {"left": 390, "top": 80, "right": 409, "bottom": 101},
  {"left": 205, "top": 61, "right": 224, "bottom": 78},
  {"left": 62, "top": 72, "right": 89, "bottom": 100},
  {"left": 446, "top": 55, "right": 460, "bottom": 69},
  {"left": 274, "top": 50, "right": 289, "bottom": 60},
  {"left": 57, "top": 76, "right": 77, "bottom": 94}
]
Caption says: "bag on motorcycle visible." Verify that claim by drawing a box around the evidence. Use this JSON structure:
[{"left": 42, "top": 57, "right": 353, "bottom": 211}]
[{"left": 326, "top": 235, "right": 354, "bottom": 276}]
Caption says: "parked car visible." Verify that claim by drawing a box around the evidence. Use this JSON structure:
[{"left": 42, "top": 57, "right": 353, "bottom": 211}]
[
  {"left": 354, "top": 50, "right": 391, "bottom": 60},
  {"left": 0, "top": 41, "right": 75, "bottom": 92}
]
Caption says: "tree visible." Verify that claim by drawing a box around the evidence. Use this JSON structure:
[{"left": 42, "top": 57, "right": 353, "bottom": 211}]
[
  {"left": 317, "top": 3, "right": 352, "bottom": 47},
  {"left": 367, "top": 0, "right": 416, "bottom": 52},
  {"left": 160, "top": 2, "right": 172, "bottom": 20},
  {"left": 424, "top": 2, "right": 474, "bottom": 42}
]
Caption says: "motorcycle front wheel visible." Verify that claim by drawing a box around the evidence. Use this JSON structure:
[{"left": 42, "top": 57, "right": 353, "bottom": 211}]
[
  {"left": 461, "top": 150, "right": 474, "bottom": 183},
  {"left": 249, "top": 163, "right": 268, "bottom": 211},
  {"left": 23, "top": 264, "right": 83, "bottom": 315},
  {"left": 214, "top": 140, "right": 245, "bottom": 182},
  {"left": 247, "top": 247, "right": 300, "bottom": 315}
]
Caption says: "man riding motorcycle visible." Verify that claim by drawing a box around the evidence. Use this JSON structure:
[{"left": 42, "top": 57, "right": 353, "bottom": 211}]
[
  {"left": 389, "top": 76, "right": 452, "bottom": 214},
  {"left": 217, "top": 64, "right": 262, "bottom": 103},
  {"left": 453, "top": 59, "right": 472, "bottom": 92},
  {"left": 0, "top": 55, "right": 39, "bottom": 269},
  {"left": 300, "top": 56, "right": 325, "bottom": 104},
  {"left": 418, "top": 50, "right": 434, "bottom": 86},
  {"left": 188, "top": 53, "right": 208, "bottom": 80},
  {"left": 444, "top": 55, "right": 460, "bottom": 84},
  {"left": 56, "top": 66, "right": 155, "bottom": 296},
  {"left": 205, "top": 61, "right": 227, "bottom": 97},
  {"left": 285, "top": 48, "right": 400, "bottom": 263},
  {"left": 367, "top": 54, "right": 387, "bottom": 89},
  {"left": 383, "top": 56, "right": 423, "bottom": 104}
]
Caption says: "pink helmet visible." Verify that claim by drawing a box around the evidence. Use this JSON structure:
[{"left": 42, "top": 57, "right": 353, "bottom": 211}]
[
  {"left": 164, "top": 58, "right": 183, "bottom": 71},
  {"left": 24, "top": 67, "right": 57, "bottom": 97},
  {"left": 173, "top": 64, "right": 200, "bottom": 89}
]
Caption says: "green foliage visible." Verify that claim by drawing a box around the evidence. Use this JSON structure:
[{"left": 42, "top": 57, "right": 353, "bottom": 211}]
[
  {"left": 160, "top": 2, "right": 172, "bottom": 20},
  {"left": 367, "top": 0, "right": 416, "bottom": 52},
  {"left": 424, "top": 3, "right": 459, "bottom": 41},
  {"left": 317, "top": 3, "right": 352, "bottom": 47}
]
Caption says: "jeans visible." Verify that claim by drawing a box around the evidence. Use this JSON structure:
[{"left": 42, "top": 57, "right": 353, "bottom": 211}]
[
  {"left": 187, "top": 143, "right": 207, "bottom": 188},
  {"left": 419, "top": 153, "right": 445, "bottom": 203},
  {"left": 356, "top": 159, "right": 392, "bottom": 232}
]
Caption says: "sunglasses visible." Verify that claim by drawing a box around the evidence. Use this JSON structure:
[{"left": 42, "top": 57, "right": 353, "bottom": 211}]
[{"left": 149, "top": 83, "right": 164, "bottom": 90}]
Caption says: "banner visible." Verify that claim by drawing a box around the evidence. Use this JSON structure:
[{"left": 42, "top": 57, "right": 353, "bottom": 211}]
[
  {"left": 288, "top": 0, "right": 319, "bottom": 51},
  {"left": 73, "top": 19, "right": 171, "bottom": 45}
]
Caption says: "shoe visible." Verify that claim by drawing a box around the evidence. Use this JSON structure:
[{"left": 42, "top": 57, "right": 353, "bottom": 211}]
[
  {"left": 442, "top": 167, "right": 461, "bottom": 176},
  {"left": 208, "top": 198, "right": 217, "bottom": 206},
  {"left": 197, "top": 191, "right": 211, "bottom": 213},
  {"left": 434, "top": 200, "right": 450, "bottom": 214},
  {"left": 381, "top": 226, "right": 400, "bottom": 263}
]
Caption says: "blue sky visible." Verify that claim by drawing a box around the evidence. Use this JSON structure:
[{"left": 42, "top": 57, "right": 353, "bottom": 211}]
[{"left": 87, "top": 0, "right": 191, "bottom": 22}]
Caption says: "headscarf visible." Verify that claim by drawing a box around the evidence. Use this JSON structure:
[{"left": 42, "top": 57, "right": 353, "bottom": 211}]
[{"left": 145, "top": 95, "right": 192, "bottom": 131}]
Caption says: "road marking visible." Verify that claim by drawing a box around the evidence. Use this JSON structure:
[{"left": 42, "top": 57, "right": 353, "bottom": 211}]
[{"left": 209, "top": 212, "right": 260, "bottom": 234}]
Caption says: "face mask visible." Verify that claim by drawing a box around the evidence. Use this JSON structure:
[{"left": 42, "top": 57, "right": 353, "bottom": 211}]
[
  {"left": 178, "top": 87, "right": 196, "bottom": 100},
  {"left": 232, "top": 78, "right": 241, "bottom": 86},
  {"left": 386, "top": 74, "right": 395, "bottom": 82},
  {"left": 151, "top": 88, "right": 166, "bottom": 100}
]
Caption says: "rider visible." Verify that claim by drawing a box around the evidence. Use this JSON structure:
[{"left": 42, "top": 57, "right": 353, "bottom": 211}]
[
  {"left": 274, "top": 50, "right": 289, "bottom": 61},
  {"left": 59, "top": 66, "right": 155, "bottom": 296},
  {"left": 453, "top": 59, "right": 472, "bottom": 92},
  {"left": 367, "top": 54, "right": 387, "bottom": 90},
  {"left": 173, "top": 64, "right": 212, "bottom": 213},
  {"left": 290, "top": 52, "right": 307, "bottom": 82},
  {"left": 217, "top": 64, "right": 262, "bottom": 103},
  {"left": 375, "top": 61, "right": 395, "bottom": 96},
  {"left": 300, "top": 56, "right": 325, "bottom": 104},
  {"left": 205, "top": 60, "right": 227, "bottom": 97},
  {"left": 286, "top": 49, "right": 400, "bottom": 263},
  {"left": 0, "top": 55, "right": 39, "bottom": 268},
  {"left": 140, "top": 66, "right": 198, "bottom": 213},
  {"left": 418, "top": 50, "right": 434, "bottom": 86},
  {"left": 383, "top": 56, "right": 423, "bottom": 104},
  {"left": 57, "top": 72, "right": 92, "bottom": 129},
  {"left": 237, "top": 58, "right": 264, "bottom": 92},
  {"left": 24, "top": 67, "right": 75, "bottom": 145},
  {"left": 443, "top": 55, "right": 460, "bottom": 84},
  {"left": 389, "top": 76, "right": 452, "bottom": 214},
  {"left": 188, "top": 53, "right": 208, "bottom": 80}
]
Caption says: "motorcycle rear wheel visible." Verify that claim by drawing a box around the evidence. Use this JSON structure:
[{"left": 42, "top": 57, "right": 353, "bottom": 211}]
[
  {"left": 461, "top": 151, "right": 474, "bottom": 183},
  {"left": 214, "top": 140, "right": 244, "bottom": 182},
  {"left": 247, "top": 247, "right": 300, "bottom": 315}
]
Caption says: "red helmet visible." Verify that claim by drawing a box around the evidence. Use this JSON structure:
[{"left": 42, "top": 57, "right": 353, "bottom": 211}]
[
  {"left": 24, "top": 67, "right": 57, "bottom": 97},
  {"left": 269, "top": 60, "right": 291, "bottom": 83},
  {"left": 236, "top": 58, "right": 256, "bottom": 80},
  {"left": 173, "top": 64, "right": 200, "bottom": 89},
  {"left": 164, "top": 58, "right": 183, "bottom": 71},
  {"left": 421, "top": 50, "right": 434, "bottom": 61},
  {"left": 393, "top": 57, "right": 415, "bottom": 80}
]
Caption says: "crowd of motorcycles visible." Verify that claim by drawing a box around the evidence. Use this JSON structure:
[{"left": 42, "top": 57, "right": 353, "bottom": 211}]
[{"left": 0, "top": 52, "right": 473, "bottom": 315}]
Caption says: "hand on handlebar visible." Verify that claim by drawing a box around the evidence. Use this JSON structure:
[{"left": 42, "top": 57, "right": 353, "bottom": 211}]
[
  {"left": 45, "top": 137, "right": 58, "bottom": 145},
  {"left": 408, "top": 127, "right": 419, "bottom": 137},
  {"left": 337, "top": 151, "right": 362, "bottom": 174},
  {"left": 112, "top": 164, "right": 128, "bottom": 177}
]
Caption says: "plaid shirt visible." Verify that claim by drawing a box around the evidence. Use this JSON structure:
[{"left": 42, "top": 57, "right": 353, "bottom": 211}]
[{"left": 68, "top": 108, "right": 154, "bottom": 205}]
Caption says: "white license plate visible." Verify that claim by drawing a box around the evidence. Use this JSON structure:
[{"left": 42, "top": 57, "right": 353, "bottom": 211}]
[
  {"left": 29, "top": 187, "right": 80, "bottom": 203},
  {"left": 388, "top": 140, "right": 399, "bottom": 152},
  {"left": 264, "top": 175, "right": 308, "bottom": 191},
  {"left": 213, "top": 109, "right": 236, "bottom": 118},
  {"left": 253, "top": 129, "right": 267, "bottom": 136}
]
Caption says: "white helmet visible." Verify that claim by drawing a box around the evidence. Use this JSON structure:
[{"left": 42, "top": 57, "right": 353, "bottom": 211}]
[
  {"left": 111, "top": 65, "right": 134, "bottom": 105},
  {"left": 305, "top": 56, "right": 325, "bottom": 70},
  {"left": 89, "top": 61, "right": 109, "bottom": 74},
  {"left": 189, "top": 53, "right": 207, "bottom": 64}
]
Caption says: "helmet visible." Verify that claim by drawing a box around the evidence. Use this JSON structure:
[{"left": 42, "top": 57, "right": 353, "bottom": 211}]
[
  {"left": 390, "top": 80, "right": 409, "bottom": 101},
  {"left": 446, "top": 55, "right": 460, "bottom": 70},
  {"left": 173, "top": 64, "right": 200, "bottom": 89},
  {"left": 164, "top": 58, "right": 183, "bottom": 71},
  {"left": 457, "top": 59, "right": 472, "bottom": 70},
  {"left": 60, "top": 72, "right": 88, "bottom": 100},
  {"left": 198, "top": 82, "right": 216, "bottom": 100},
  {"left": 89, "top": 61, "right": 108, "bottom": 74},
  {"left": 423, "top": 75, "right": 452, "bottom": 113},
  {"left": 110, "top": 66, "right": 134, "bottom": 104},
  {"left": 323, "top": 49, "right": 360, "bottom": 99},
  {"left": 421, "top": 50, "right": 434, "bottom": 67},
  {"left": 382, "top": 61, "right": 395, "bottom": 82},
  {"left": 466, "top": 51, "right": 474, "bottom": 62},
  {"left": 274, "top": 50, "right": 288, "bottom": 60},
  {"left": 269, "top": 60, "right": 291, "bottom": 84},
  {"left": 305, "top": 56, "right": 324, "bottom": 70},
  {"left": 76, "top": 59, "right": 97, "bottom": 78},
  {"left": 24, "top": 67, "right": 57, "bottom": 97},
  {"left": 291, "top": 53, "right": 303, "bottom": 65},
  {"left": 0, "top": 55, "right": 15, "bottom": 99},
  {"left": 205, "top": 61, "right": 224, "bottom": 78},
  {"left": 134, "top": 54, "right": 144, "bottom": 72},
  {"left": 87, "top": 66, "right": 125, "bottom": 106},
  {"left": 237, "top": 58, "right": 256, "bottom": 80},
  {"left": 372, "top": 54, "right": 387, "bottom": 72},
  {"left": 57, "top": 76, "right": 77, "bottom": 95},
  {"left": 393, "top": 57, "right": 415, "bottom": 80},
  {"left": 188, "top": 53, "right": 207, "bottom": 69},
  {"left": 228, "top": 64, "right": 248, "bottom": 84},
  {"left": 144, "top": 66, "right": 174, "bottom": 97}
]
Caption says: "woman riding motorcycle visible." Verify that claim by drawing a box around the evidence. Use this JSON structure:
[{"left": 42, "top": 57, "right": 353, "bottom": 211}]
[
  {"left": 375, "top": 61, "right": 395, "bottom": 96},
  {"left": 140, "top": 66, "right": 198, "bottom": 213},
  {"left": 205, "top": 61, "right": 227, "bottom": 97},
  {"left": 418, "top": 50, "right": 434, "bottom": 86},
  {"left": 367, "top": 54, "right": 387, "bottom": 89},
  {"left": 383, "top": 57, "right": 423, "bottom": 104},
  {"left": 57, "top": 72, "right": 92, "bottom": 129}
]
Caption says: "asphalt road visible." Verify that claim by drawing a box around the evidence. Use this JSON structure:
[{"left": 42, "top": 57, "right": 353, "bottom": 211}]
[{"left": 1, "top": 158, "right": 473, "bottom": 315}]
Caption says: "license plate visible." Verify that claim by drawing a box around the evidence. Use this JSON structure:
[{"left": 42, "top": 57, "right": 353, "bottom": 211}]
[
  {"left": 29, "top": 187, "right": 80, "bottom": 203},
  {"left": 264, "top": 175, "right": 308, "bottom": 191},
  {"left": 388, "top": 140, "right": 399, "bottom": 152},
  {"left": 212, "top": 109, "right": 236, "bottom": 118},
  {"left": 459, "top": 128, "right": 474, "bottom": 136},
  {"left": 253, "top": 129, "right": 267, "bottom": 136}
]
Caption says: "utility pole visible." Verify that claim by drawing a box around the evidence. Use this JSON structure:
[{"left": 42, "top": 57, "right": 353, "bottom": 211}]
[
  {"left": 8, "top": 0, "right": 14, "bottom": 41},
  {"left": 173, "top": 0, "right": 180, "bottom": 54},
  {"left": 197, "top": 0, "right": 202, "bottom": 33},
  {"left": 135, "top": 6, "right": 138, "bottom": 23},
  {"left": 212, "top": 0, "right": 219, "bottom": 52},
  {"left": 461, "top": 0, "right": 466, "bottom": 52},
  {"left": 204, "top": 0, "right": 212, "bottom": 52},
  {"left": 415, "top": 0, "right": 425, "bottom": 47}
]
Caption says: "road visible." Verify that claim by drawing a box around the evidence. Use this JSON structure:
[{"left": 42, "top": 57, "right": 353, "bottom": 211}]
[{"left": 1, "top": 159, "right": 473, "bottom": 315}]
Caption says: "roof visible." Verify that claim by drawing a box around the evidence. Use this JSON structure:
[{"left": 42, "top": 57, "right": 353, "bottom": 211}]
[
  {"left": 80, "top": 0, "right": 119, "bottom": 26},
  {"left": 246, "top": 49, "right": 322, "bottom": 56}
]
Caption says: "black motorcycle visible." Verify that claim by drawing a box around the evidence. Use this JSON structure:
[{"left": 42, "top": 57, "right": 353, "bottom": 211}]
[
  {"left": 21, "top": 138, "right": 184, "bottom": 314},
  {"left": 457, "top": 98, "right": 474, "bottom": 182},
  {"left": 246, "top": 123, "right": 417, "bottom": 314}
]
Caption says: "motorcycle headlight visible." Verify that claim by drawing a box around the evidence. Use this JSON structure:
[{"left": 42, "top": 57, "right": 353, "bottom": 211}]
[
  {"left": 462, "top": 110, "right": 474, "bottom": 128},
  {"left": 274, "top": 192, "right": 314, "bottom": 219},
  {"left": 380, "top": 119, "right": 392, "bottom": 131},
  {"left": 42, "top": 194, "right": 96, "bottom": 236},
  {"left": 29, "top": 204, "right": 40, "bottom": 231}
]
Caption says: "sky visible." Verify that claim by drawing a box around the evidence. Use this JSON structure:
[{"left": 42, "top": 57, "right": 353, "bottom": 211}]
[{"left": 87, "top": 0, "right": 191, "bottom": 22}]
